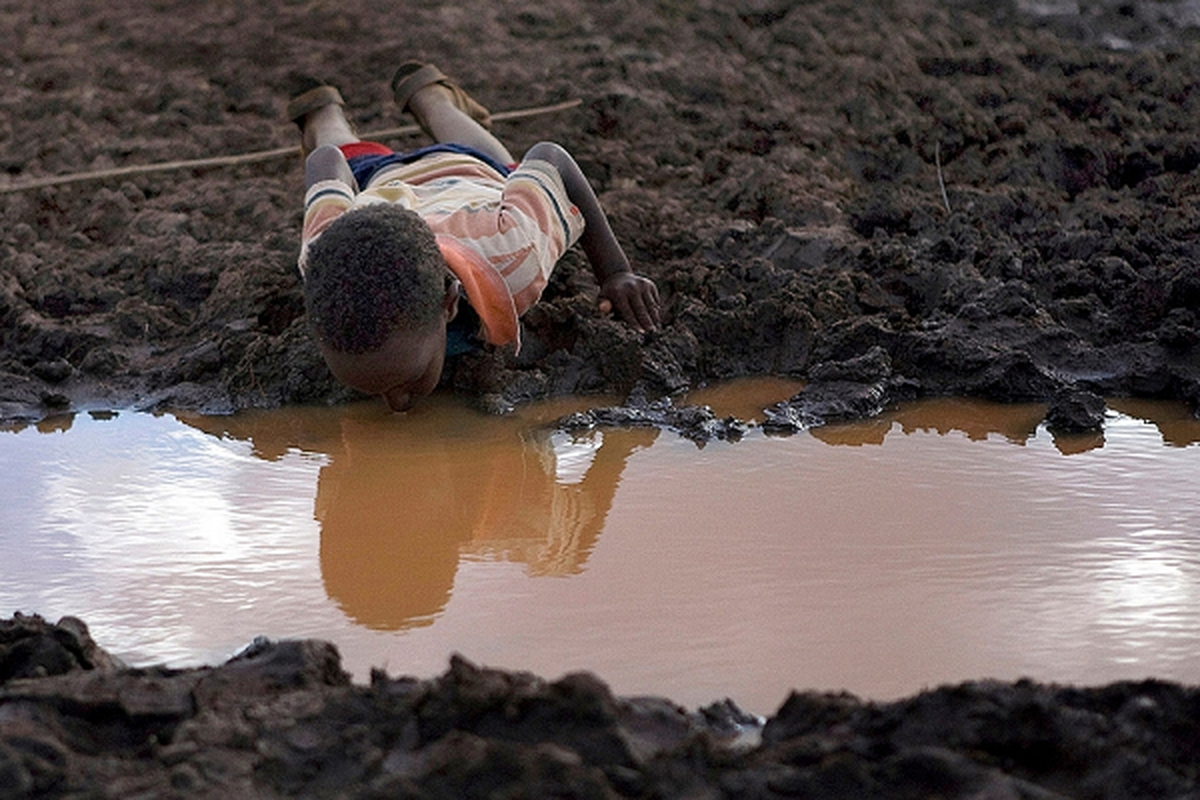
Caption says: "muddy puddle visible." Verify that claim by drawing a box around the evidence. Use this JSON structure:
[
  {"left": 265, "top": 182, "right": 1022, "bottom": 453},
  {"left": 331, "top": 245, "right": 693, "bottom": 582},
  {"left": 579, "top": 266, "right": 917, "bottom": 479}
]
[{"left": 2, "top": 381, "right": 1199, "bottom": 714}]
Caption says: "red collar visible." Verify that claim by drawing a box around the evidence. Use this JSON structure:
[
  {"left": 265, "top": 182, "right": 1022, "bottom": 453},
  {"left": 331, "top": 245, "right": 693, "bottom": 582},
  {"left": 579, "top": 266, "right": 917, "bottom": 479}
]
[{"left": 436, "top": 236, "right": 520, "bottom": 351}]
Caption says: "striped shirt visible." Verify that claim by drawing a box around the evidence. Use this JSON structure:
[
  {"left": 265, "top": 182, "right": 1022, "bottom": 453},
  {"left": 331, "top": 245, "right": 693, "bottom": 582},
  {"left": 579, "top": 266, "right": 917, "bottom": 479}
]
[{"left": 299, "top": 152, "right": 585, "bottom": 349}]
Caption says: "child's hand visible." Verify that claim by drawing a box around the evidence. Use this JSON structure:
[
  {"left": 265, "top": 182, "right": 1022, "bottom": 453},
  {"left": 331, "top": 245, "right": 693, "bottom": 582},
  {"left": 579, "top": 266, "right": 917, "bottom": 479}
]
[{"left": 598, "top": 272, "right": 661, "bottom": 332}]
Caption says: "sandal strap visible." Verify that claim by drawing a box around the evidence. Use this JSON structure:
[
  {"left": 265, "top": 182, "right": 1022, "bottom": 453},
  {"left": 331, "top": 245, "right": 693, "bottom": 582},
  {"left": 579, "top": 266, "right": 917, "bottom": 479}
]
[
  {"left": 391, "top": 61, "right": 492, "bottom": 131},
  {"left": 390, "top": 63, "right": 448, "bottom": 112},
  {"left": 286, "top": 85, "right": 345, "bottom": 124}
]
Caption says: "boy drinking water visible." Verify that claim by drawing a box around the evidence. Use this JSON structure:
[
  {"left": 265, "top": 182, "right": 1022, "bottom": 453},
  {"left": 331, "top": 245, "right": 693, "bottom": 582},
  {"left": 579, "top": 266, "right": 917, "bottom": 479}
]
[{"left": 290, "top": 62, "right": 660, "bottom": 412}]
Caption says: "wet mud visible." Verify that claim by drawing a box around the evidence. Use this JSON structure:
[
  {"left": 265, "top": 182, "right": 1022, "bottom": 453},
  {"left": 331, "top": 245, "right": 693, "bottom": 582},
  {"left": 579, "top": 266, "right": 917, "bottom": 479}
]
[
  {"left": 2, "top": 0, "right": 1200, "bottom": 427},
  {"left": 3, "top": 613, "right": 1200, "bottom": 799},
  {"left": 3, "top": 0, "right": 1200, "bottom": 796}
]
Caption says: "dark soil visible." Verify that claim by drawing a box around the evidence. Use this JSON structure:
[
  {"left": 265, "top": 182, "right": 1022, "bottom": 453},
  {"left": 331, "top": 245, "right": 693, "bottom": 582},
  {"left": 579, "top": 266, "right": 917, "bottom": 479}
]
[
  {"left": 3, "top": 0, "right": 1200, "bottom": 796},
  {"left": 5, "top": 613, "right": 1200, "bottom": 799},
  {"left": 3, "top": 0, "right": 1200, "bottom": 426}
]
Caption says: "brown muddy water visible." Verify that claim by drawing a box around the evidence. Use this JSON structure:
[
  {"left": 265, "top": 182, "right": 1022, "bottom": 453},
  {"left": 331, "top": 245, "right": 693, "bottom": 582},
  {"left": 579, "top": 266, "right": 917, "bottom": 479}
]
[{"left": 3, "top": 381, "right": 1199, "bottom": 714}]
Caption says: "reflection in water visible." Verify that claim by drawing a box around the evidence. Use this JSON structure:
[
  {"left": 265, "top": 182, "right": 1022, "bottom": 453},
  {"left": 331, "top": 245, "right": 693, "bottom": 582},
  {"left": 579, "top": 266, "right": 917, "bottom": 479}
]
[
  {"left": 888, "top": 397, "right": 1046, "bottom": 443},
  {"left": 180, "top": 399, "right": 654, "bottom": 631},
  {"left": 3, "top": 386, "right": 1199, "bottom": 712},
  {"left": 1108, "top": 398, "right": 1200, "bottom": 448},
  {"left": 791, "top": 395, "right": 1200, "bottom": 455}
]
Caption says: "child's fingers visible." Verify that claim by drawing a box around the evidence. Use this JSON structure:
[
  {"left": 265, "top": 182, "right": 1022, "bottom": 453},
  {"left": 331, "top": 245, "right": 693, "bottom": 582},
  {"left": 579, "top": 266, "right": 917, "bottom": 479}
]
[
  {"left": 599, "top": 280, "right": 660, "bottom": 330},
  {"left": 644, "top": 285, "right": 662, "bottom": 327},
  {"left": 626, "top": 284, "right": 660, "bottom": 330},
  {"left": 614, "top": 294, "right": 655, "bottom": 332},
  {"left": 630, "top": 294, "right": 658, "bottom": 331}
]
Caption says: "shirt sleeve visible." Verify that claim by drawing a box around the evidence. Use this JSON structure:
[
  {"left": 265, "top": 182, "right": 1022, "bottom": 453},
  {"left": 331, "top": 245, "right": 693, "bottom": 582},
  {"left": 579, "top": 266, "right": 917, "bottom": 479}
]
[
  {"left": 297, "top": 178, "right": 356, "bottom": 278},
  {"left": 502, "top": 158, "right": 586, "bottom": 261},
  {"left": 489, "top": 158, "right": 586, "bottom": 315}
]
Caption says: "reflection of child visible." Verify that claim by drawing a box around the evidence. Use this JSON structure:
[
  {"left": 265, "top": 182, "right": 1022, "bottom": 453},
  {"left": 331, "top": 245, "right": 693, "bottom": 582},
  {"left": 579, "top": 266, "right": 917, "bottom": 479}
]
[
  {"left": 289, "top": 63, "right": 661, "bottom": 412},
  {"left": 313, "top": 410, "right": 658, "bottom": 631}
]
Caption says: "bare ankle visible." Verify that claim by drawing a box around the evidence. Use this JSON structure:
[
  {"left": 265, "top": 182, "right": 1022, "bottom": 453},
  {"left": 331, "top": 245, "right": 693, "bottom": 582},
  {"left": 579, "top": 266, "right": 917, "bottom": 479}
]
[
  {"left": 407, "top": 84, "right": 454, "bottom": 120},
  {"left": 302, "top": 105, "right": 358, "bottom": 151}
]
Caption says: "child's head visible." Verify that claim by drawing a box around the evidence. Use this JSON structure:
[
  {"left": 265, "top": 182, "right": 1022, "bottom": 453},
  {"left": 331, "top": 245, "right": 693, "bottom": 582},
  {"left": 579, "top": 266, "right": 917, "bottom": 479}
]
[{"left": 304, "top": 204, "right": 459, "bottom": 411}]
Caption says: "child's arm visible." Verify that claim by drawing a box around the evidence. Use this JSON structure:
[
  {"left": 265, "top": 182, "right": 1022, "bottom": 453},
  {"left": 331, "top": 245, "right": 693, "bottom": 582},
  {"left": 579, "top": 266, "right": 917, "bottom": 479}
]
[{"left": 525, "top": 142, "right": 660, "bottom": 332}]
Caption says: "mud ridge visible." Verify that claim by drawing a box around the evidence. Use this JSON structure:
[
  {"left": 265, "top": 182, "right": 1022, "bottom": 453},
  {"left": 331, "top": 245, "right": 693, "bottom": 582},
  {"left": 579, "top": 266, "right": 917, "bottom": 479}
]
[{"left": 3, "top": 614, "right": 1199, "bottom": 799}]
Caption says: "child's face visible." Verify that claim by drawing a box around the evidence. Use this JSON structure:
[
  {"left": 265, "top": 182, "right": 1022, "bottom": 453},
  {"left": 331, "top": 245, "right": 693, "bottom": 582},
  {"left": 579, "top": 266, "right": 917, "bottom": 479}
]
[{"left": 320, "top": 323, "right": 447, "bottom": 412}]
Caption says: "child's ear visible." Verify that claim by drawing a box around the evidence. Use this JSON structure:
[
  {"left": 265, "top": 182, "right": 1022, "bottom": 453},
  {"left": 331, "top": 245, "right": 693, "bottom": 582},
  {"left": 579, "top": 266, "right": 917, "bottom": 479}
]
[{"left": 443, "top": 278, "right": 462, "bottom": 322}]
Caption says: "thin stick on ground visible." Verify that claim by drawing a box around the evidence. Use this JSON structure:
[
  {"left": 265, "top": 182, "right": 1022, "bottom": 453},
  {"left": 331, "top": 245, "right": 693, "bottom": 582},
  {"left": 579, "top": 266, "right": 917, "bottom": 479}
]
[
  {"left": 0, "top": 98, "right": 583, "bottom": 195},
  {"left": 935, "top": 141, "right": 952, "bottom": 214}
]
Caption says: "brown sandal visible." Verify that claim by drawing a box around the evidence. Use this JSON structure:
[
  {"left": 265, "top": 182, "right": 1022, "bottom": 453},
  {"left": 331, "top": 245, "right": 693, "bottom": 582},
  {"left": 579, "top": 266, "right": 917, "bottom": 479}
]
[
  {"left": 286, "top": 80, "right": 345, "bottom": 126},
  {"left": 390, "top": 62, "right": 492, "bottom": 135}
]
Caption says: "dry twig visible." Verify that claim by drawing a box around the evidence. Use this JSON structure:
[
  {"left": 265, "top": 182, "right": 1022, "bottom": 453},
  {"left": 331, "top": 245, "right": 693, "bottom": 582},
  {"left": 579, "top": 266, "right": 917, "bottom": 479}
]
[
  {"left": 0, "top": 99, "right": 582, "bottom": 194},
  {"left": 935, "top": 141, "right": 952, "bottom": 214}
]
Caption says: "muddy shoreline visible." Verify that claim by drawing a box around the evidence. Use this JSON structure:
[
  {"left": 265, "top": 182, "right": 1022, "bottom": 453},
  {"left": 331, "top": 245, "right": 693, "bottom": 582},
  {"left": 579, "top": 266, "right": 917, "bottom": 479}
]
[
  {"left": 2, "top": 0, "right": 1199, "bottom": 427},
  {"left": 4, "top": 613, "right": 1200, "bottom": 799},
  {"left": 3, "top": 0, "right": 1200, "bottom": 796}
]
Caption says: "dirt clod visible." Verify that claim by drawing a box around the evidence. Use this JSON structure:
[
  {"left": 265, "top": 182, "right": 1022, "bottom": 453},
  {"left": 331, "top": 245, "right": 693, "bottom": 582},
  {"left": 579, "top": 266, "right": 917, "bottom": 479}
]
[{"left": 3, "top": 615, "right": 1199, "bottom": 799}]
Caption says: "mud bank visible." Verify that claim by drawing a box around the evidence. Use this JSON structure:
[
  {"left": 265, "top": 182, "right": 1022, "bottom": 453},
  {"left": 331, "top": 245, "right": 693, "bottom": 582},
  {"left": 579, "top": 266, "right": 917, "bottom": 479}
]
[
  {"left": 2, "top": 0, "right": 1199, "bottom": 424},
  {"left": 2, "top": 614, "right": 1199, "bottom": 799}
]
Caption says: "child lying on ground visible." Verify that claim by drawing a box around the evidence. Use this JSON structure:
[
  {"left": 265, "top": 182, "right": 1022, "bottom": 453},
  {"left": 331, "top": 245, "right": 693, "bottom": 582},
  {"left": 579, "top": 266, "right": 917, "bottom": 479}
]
[{"left": 289, "top": 62, "right": 661, "bottom": 412}]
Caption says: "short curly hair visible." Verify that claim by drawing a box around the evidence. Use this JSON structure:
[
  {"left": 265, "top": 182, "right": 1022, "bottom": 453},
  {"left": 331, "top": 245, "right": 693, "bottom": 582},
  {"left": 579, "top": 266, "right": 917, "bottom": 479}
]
[{"left": 303, "top": 204, "right": 447, "bottom": 354}]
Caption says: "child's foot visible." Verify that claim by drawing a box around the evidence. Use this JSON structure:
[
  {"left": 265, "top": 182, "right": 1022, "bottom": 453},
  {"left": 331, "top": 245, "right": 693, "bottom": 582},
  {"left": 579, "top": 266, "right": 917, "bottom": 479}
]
[
  {"left": 286, "top": 76, "right": 345, "bottom": 126},
  {"left": 286, "top": 76, "right": 350, "bottom": 153},
  {"left": 391, "top": 62, "right": 492, "bottom": 136}
]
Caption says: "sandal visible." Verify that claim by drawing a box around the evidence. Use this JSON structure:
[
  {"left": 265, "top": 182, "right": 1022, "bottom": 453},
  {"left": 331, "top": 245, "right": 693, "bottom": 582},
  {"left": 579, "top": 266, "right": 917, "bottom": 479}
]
[
  {"left": 391, "top": 62, "right": 492, "bottom": 135},
  {"left": 285, "top": 76, "right": 345, "bottom": 126}
]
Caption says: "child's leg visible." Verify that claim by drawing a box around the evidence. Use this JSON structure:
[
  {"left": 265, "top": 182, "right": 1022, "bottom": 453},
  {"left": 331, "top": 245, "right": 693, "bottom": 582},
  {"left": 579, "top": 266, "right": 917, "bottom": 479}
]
[
  {"left": 300, "top": 104, "right": 359, "bottom": 154},
  {"left": 408, "top": 86, "right": 514, "bottom": 165}
]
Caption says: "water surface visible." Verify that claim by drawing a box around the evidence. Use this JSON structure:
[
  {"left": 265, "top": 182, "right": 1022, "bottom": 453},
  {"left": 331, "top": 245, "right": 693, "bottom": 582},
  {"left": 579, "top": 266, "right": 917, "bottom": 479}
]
[{"left": 2, "top": 385, "right": 1198, "bottom": 714}]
